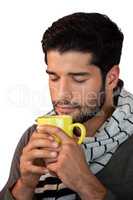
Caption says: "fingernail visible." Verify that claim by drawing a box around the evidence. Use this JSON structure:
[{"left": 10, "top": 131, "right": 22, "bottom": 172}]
[
  {"left": 52, "top": 142, "right": 58, "bottom": 147},
  {"left": 37, "top": 126, "right": 42, "bottom": 131},
  {"left": 51, "top": 152, "right": 57, "bottom": 157},
  {"left": 48, "top": 136, "right": 54, "bottom": 141},
  {"left": 37, "top": 125, "right": 44, "bottom": 129},
  {"left": 43, "top": 169, "right": 49, "bottom": 173}
]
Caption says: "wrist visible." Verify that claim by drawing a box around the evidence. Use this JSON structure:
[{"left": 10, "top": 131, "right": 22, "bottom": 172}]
[
  {"left": 79, "top": 186, "right": 107, "bottom": 200},
  {"left": 77, "top": 173, "right": 107, "bottom": 200},
  {"left": 11, "top": 178, "right": 35, "bottom": 200}
]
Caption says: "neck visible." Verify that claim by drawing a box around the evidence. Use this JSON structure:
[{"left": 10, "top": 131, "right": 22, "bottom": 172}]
[
  {"left": 84, "top": 105, "right": 115, "bottom": 137},
  {"left": 84, "top": 85, "right": 116, "bottom": 137},
  {"left": 79, "top": 80, "right": 123, "bottom": 137}
]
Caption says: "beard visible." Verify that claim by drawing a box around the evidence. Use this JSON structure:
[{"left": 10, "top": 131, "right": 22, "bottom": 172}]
[
  {"left": 71, "top": 102, "right": 104, "bottom": 123},
  {"left": 52, "top": 85, "right": 105, "bottom": 123}
]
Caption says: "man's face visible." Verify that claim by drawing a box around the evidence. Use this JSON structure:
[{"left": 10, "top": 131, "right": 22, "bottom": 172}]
[{"left": 46, "top": 50, "right": 105, "bottom": 123}]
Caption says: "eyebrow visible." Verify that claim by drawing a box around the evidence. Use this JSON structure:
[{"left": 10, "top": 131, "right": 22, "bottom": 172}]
[{"left": 46, "top": 70, "right": 91, "bottom": 76}]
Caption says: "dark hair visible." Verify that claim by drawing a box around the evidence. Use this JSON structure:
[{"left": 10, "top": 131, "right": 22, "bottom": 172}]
[{"left": 41, "top": 12, "right": 124, "bottom": 76}]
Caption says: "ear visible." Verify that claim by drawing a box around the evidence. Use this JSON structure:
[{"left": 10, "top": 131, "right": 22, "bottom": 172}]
[{"left": 105, "top": 65, "right": 120, "bottom": 90}]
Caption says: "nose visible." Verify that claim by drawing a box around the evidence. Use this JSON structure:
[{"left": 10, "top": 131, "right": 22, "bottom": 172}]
[{"left": 58, "top": 77, "right": 72, "bottom": 101}]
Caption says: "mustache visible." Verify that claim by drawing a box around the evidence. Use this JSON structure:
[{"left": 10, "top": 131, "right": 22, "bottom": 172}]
[{"left": 53, "top": 99, "right": 80, "bottom": 108}]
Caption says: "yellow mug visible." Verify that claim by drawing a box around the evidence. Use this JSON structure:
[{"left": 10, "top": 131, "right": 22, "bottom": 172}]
[{"left": 35, "top": 115, "right": 86, "bottom": 144}]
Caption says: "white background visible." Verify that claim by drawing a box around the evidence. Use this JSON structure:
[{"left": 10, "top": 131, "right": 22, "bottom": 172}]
[{"left": 0, "top": 0, "right": 133, "bottom": 190}]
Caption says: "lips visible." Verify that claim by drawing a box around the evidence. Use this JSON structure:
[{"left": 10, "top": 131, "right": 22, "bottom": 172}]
[{"left": 55, "top": 105, "right": 78, "bottom": 114}]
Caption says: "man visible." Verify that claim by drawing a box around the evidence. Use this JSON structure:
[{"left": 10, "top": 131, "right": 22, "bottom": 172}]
[{"left": 1, "top": 12, "right": 133, "bottom": 200}]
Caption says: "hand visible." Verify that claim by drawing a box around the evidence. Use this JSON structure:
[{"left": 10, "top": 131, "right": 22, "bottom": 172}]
[
  {"left": 19, "top": 129, "right": 60, "bottom": 189},
  {"left": 38, "top": 125, "right": 107, "bottom": 200},
  {"left": 37, "top": 125, "right": 89, "bottom": 192}
]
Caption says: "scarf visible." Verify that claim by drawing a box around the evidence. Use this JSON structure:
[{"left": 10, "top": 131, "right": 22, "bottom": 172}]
[
  {"left": 35, "top": 86, "right": 133, "bottom": 199},
  {"left": 82, "top": 88, "right": 133, "bottom": 174}
]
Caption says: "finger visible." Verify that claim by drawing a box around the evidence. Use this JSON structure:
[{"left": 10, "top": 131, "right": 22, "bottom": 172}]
[
  {"left": 36, "top": 126, "right": 49, "bottom": 135},
  {"left": 25, "top": 149, "right": 58, "bottom": 161},
  {"left": 30, "top": 131, "right": 55, "bottom": 142},
  {"left": 26, "top": 163, "right": 49, "bottom": 175},
  {"left": 37, "top": 125, "right": 71, "bottom": 143},
  {"left": 26, "top": 139, "right": 59, "bottom": 152},
  {"left": 45, "top": 158, "right": 58, "bottom": 164}
]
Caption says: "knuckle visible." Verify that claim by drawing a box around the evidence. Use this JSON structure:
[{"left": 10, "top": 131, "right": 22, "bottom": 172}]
[
  {"left": 44, "top": 139, "right": 51, "bottom": 145},
  {"left": 50, "top": 164, "right": 58, "bottom": 172},
  {"left": 20, "top": 161, "right": 27, "bottom": 172},
  {"left": 56, "top": 164, "right": 61, "bottom": 172},
  {"left": 30, "top": 132, "right": 37, "bottom": 140},
  {"left": 32, "top": 149, "right": 40, "bottom": 157},
  {"left": 65, "top": 140, "right": 75, "bottom": 148},
  {"left": 22, "top": 146, "right": 27, "bottom": 154},
  {"left": 60, "top": 153, "right": 67, "bottom": 160},
  {"left": 20, "top": 156, "right": 23, "bottom": 164},
  {"left": 55, "top": 126, "right": 62, "bottom": 133},
  {"left": 69, "top": 139, "right": 77, "bottom": 146},
  {"left": 25, "top": 165, "right": 31, "bottom": 173}
]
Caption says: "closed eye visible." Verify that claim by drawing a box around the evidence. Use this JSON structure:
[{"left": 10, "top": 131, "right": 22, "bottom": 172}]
[
  {"left": 49, "top": 74, "right": 59, "bottom": 81},
  {"left": 72, "top": 75, "right": 89, "bottom": 83}
]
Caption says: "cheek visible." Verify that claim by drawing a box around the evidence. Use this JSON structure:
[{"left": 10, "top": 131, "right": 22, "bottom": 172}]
[
  {"left": 49, "top": 82, "right": 58, "bottom": 100},
  {"left": 49, "top": 77, "right": 103, "bottom": 105},
  {"left": 77, "top": 79, "right": 103, "bottom": 106}
]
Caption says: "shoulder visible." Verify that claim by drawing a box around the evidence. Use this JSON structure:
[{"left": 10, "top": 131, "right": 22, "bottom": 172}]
[
  {"left": 97, "top": 134, "right": 133, "bottom": 182},
  {"left": 21, "top": 124, "right": 37, "bottom": 144},
  {"left": 14, "top": 124, "right": 37, "bottom": 155},
  {"left": 97, "top": 135, "right": 133, "bottom": 198}
]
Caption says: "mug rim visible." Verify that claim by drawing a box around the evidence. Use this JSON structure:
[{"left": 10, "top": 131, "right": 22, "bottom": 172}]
[{"left": 37, "top": 114, "right": 72, "bottom": 120}]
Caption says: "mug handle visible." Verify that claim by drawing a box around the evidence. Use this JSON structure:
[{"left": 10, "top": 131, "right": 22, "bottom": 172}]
[{"left": 69, "top": 123, "right": 86, "bottom": 144}]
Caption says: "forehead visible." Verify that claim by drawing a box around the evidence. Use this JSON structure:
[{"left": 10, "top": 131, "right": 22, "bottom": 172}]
[{"left": 47, "top": 50, "right": 100, "bottom": 74}]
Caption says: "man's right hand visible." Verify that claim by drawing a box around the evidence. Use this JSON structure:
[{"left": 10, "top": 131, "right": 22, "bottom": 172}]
[{"left": 12, "top": 129, "right": 60, "bottom": 200}]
